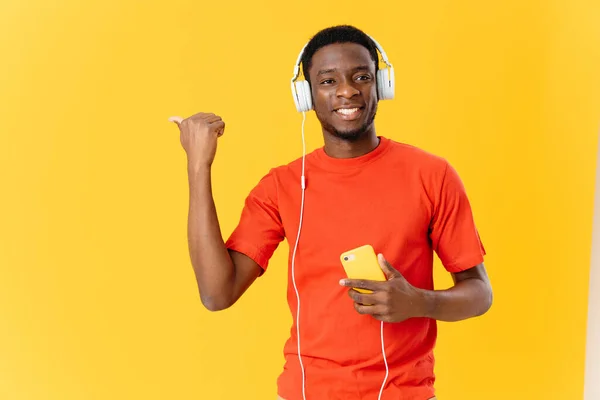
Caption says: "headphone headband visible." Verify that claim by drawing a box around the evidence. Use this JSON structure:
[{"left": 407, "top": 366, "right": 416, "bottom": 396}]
[{"left": 291, "top": 34, "right": 393, "bottom": 81}]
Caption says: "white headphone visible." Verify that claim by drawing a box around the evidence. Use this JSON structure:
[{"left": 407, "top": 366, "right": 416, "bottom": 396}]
[{"left": 290, "top": 34, "right": 395, "bottom": 112}]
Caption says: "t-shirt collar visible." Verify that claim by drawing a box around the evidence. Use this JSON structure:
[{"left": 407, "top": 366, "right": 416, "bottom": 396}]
[{"left": 311, "top": 136, "right": 391, "bottom": 173}]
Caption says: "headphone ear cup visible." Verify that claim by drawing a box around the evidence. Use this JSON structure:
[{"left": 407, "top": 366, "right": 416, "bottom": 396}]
[
  {"left": 292, "top": 80, "right": 311, "bottom": 112},
  {"left": 377, "top": 67, "right": 395, "bottom": 100},
  {"left": 297, "top": 80, "right": 312, "bottom": 112},
  {"left": 377, "top": 69, "right": 384, "bottom": 100},
  {"left": 295, "top": 81, "right": 306, "bottom": 111},
  {"left": 291, "top": 81, "right": 302, "bottom": 112},
  {"left": 386, "top": 66, "right": 395, "bottom": 99}
]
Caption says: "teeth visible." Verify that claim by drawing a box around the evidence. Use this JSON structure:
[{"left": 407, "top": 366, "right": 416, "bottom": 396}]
[{"left": 336, "top": 108, "right": 359, "bottom": 115}]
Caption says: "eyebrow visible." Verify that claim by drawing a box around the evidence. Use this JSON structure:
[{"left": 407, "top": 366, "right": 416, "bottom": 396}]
[{"left": 316, "top": 65, "right": 372, "bottom": 76}]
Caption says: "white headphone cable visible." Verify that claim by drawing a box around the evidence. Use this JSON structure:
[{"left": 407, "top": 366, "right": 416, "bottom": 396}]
[
  {"left": 378, "top": 320, "right": 389, "bottom": 400},
  {"left": 291, "top": 111, "right": 307, "bottom": 400},
  {"left": 290, "top": 112, "right": 389, "bottom": 400}
]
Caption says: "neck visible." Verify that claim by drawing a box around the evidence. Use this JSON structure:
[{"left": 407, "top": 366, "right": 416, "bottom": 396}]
[{"left": 322, "top": 130, "right": 380, "bottom": 159}]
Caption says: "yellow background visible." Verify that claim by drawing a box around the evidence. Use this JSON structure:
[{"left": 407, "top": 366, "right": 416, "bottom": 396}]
[{"left": 1, "top": 0, "right": 599, "bottom": 399}]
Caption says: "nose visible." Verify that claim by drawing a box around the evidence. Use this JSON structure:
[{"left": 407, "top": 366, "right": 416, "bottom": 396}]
[{"left": 336, "top": 78, "right": 360, "bottom": 99}]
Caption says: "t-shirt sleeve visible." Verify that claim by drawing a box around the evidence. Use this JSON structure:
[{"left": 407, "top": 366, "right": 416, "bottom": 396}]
[
  {"left": 224, "top": 169, "right": 285, "bottom": 274},
  {"left": 429, "top": 160, "right": 486, "bottom": 273}
]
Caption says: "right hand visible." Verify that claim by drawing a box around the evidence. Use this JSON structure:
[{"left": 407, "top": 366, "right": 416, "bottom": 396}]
[{"left": 168, "top": 112, "right": 225, "bottom": 169}]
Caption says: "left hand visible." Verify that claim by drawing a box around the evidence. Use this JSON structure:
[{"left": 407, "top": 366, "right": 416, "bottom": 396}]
[{"left": 339, "top": 254, "right": 426, "bottom": 323}]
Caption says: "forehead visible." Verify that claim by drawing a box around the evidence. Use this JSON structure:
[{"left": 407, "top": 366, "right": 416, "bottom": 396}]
[{"left": 308, "top": 42, "right": 375, "bottom": 75}]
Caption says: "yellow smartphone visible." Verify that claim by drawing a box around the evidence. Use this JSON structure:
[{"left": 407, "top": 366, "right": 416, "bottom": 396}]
[{"left": 340, "top": 244, "right": 386, "bottom": 294}]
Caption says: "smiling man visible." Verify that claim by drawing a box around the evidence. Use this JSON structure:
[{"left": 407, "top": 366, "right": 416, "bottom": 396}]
[{"left": 169, "top": 25, "right": 492, "bottom": 400}]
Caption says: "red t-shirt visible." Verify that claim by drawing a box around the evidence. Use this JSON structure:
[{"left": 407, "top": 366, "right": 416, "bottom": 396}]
[{"left": 225, "top": 136, "right": 485, "bottom": 400}]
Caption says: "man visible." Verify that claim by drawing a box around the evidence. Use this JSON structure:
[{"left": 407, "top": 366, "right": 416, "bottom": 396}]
[{"left": 169, "top": 25, "right": 492, "bottom": 400}]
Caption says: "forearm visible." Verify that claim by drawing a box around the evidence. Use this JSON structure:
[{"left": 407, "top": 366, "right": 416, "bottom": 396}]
[
  {"left": 187, "top": 164, "right": 235, "bottom": 311},
  {"left": 418, "top": 278, "right": 493, "bottom": 322}
]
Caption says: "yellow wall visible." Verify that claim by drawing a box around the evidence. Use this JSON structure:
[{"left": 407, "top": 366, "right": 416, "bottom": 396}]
[{"left": 1, "top": 1, "right": 599, "bottom": 399}]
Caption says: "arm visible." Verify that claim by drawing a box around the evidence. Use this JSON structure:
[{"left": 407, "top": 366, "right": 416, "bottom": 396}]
[
  {"left": 341, "top": 256, "right": 492, "bottom": 323},
  {"left": 419, "top": 263, "right": 492, "bottom": 322},
  {"left": 170, "top": 112, "right": 262, "bottom": 312},
  {"left": 421, "top": 159, "right": 492, "bottom": 321},
  {"left": 341, "top": 160, "right": 491, "bottom": 323},
  {"left": 187, "top": 164, "right": 262, "bottom": 311}
]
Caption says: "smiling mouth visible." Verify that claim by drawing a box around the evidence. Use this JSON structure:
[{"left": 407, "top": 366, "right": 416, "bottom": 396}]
[{"left": 334, "top": 107, "right": 363, "bottom": 120}]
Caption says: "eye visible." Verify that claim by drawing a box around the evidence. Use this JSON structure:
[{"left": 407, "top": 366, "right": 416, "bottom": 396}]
[
  {"left": 320, "top": 79, "right": 335, "bottom": 85},
  {"left": 356, "top": 74, "right": 372, "bottom": 81}
]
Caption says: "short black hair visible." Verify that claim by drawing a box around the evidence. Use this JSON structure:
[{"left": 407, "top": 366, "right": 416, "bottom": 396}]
[{"left": 300, "top": 25, "right": 379, "bottom": 83}]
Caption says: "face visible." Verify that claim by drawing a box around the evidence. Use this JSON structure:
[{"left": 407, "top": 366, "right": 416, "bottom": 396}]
[{"left": 308, "top": 42, "right": 378, "bottom": 142}]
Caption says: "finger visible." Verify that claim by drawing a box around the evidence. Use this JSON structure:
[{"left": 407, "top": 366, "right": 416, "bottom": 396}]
[
  {"left": 371, "top": 313, "right": 393, "bottom": 322},
  {"left": 211, "top": 120, "right": 225, "bottom": 137},
  {"left": 197, "top": 112, "right": 216, "bottom": 120},
  {"left": 348, "top": 289, "right": 378, "bottom": 305},
  {"left": 205, "top": 115, "right": 222, "bottom": 124},
  {"left": 168, "top": 116, "right": 184, "bottom": 125},
  {"left": 378, "top": 253, "right": 402, "bottom": 279},
  {"left": 354, "top": 302, "right": 386, "bottom": 316},
  {"left": 340, "top": 278, "right": 385, "bottom": 292}
]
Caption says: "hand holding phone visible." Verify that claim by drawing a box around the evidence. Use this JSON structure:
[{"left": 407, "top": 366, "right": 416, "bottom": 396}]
[
  {"left": 340, "top": 246, "right": 430, "bottom": 323},
  {"left": 340, "top": 244, "right": 386, "bottom": 294}
]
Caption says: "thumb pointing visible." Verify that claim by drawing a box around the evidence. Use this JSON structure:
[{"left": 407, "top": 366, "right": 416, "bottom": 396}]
[{"left": 168, "top": 116, "right": 183, "bottom": 125}]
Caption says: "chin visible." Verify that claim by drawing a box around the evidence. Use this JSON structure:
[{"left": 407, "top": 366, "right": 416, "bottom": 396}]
[
  {"left": 328, "top": 108, "right": 377, "bottom": 142},
  {"left": 331, "top": 127, "right": 369, "bottom": 142},
  {"left": 331, "top": 116, "right": 376, "bottom": 142}
]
